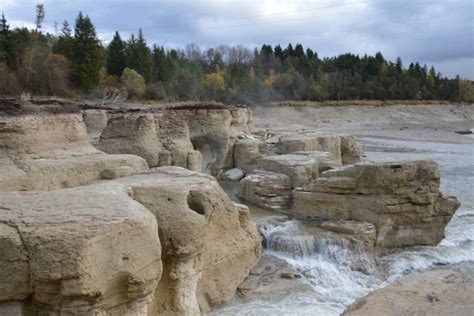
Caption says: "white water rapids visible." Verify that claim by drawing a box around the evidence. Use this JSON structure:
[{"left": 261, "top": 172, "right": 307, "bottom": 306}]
[{"left": 212, "top": 135, "right": 474, "bottom": 315}]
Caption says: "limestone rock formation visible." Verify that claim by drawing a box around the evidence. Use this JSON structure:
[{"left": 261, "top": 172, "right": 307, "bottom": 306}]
[
  {"left": 343, "top": 262, "right": 474, "bottom": 316},
  {"left": 239, "top": 170, "right": 293, "bottom": 213},
  {"left": 274, "top": 132, "right": 362, "bottom": 165},
  {"left": 0, "top": 181, "right": 162, "bottom": 315},
  {"left": 97, "top": 111, "right": 202, "bottom": 172},
  {"left": 0, "top": 113, "right": 148, "bottom": 191},
  {"left": 125, "top": 167, "right": 261, "bottom": 314},
  {"left": 0, "top": 167, "right": 261, "bottom": 315},
  {"left": 292, "top": 160, "right": 460, "bottom": 251},
  {"left": 257, "top": 151, "right": 340, "bottom": 187},
  {"left": 238, "top": 151, "right": 340, "bottom": 213},
  {"left": 97, "top": 104, "right": 253, "bottom": 176}
]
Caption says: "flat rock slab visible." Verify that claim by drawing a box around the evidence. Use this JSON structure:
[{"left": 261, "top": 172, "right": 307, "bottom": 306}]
[
  {"left": 293, "top": 160, "right": 460, "bottom": 251},
  {"left": 343, "top": 262, "right": 474, "bottom": 316}
]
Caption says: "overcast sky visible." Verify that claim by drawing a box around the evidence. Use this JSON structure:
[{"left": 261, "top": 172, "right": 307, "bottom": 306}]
[{"left": 2, "top": 0, "right": 473, "bottom": 79}]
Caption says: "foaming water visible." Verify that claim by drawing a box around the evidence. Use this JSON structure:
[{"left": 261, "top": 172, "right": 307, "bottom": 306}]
[{"left": 212, "top": 136, "right": 473, "bottom": 315}]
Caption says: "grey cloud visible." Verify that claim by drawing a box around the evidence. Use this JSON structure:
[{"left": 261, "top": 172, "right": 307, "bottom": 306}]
[{"left": 2, "top": 0, "right": 473, "bottom": 78}]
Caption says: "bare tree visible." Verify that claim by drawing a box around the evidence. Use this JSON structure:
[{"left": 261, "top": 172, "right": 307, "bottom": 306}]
[{"left": 26, "top": 4, "right": 45, "bottom": 85}]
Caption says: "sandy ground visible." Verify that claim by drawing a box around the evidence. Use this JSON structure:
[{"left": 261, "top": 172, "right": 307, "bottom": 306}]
[{"left": 252, "top": 103, "right": 474, "bottom": 144}]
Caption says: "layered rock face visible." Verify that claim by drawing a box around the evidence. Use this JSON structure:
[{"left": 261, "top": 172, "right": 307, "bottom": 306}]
[
  {"left": 0, "top": 113, "right": 148, "bottom": 191},
  {"left": 97, "top": 111, "right": 202, "bottom": 171},
  {"left": 0, "top": 180, "right": 162, "bottom": 315},
  {"left": 292, "top": 160, "right": 460, "bottom": 251},
  {"left": 97, "top": 105, "right": 252, "bottom": 176},
  {"left": 0, "top": 167, "right": 261, "bottom": 315}
]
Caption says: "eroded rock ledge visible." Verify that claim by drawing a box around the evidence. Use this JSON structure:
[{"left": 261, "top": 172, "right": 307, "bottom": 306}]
[
  {"left": 343, "top": 262, "right": 474, "bottom": 316},
  {"left": 0, "top": 167, "right": 261, "bottom": 315}
]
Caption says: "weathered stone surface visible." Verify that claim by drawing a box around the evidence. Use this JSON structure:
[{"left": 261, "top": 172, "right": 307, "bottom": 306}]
[
  {"left": 343, "top": 262, "right": 474, "bottom": 316},
  {"left": 238, "top": 170, "right": 293, "bottom": 213},
  {"left": 0, "top": 167, "right": 262, "bottom": 315},
  {"left": 0, "top": 113, "right": 148, "bottom": 191},
  {"left": 122, "top": 167, "right": 261, "bottom": 314},
  {"left": 97, "top": 105, "right": 253, "bottom": 175},
  {"left": 236, "top": 255, "right": 309, "bottom": 299},
  {"left": 292, "top": 160, "right": 460, "bottom": 251},
  {"left": 220, "top": 168, "right": 245, "bottom": 181},
  {"left": 257, "top": 151, "right": 340, "bottom": 187},
  {"left": 0, "top": 180, "right": 162, "bottom": 315},
  {"left": 233, "top": 138, "right": 263, "bottom": 172},
  {"left": 82, "top": 109, "right": 108, "bottom": 144},
  {"left": 340, "top": 135, "right": 363, "bottom": 165},
  {"left": 97, "top": 112, "right": 202, "bottom": 172},
  {"left": 267, "top": 131, "right": 362, "bottom": 165}
]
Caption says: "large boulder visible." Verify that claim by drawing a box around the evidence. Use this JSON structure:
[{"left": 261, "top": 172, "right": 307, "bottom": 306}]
[
  {"left": 257, "top": 151, "right": 340, "bottom": 187},
  {"left": 269, "top": 131, "right": 362, "bottom": 165},
  {"left": 239, "top": 170, "right": 293, "bottom": 213},
  {"left": 292, "top": 160, "right": 460, "bottom": 251},
  {"left": 343, "top": 263, "right": 474, "bottom": 316},
  {"left": 0, "top": 113, "right": 148, "bottom": 191},
  {"left": 123, "top": 168, "right": 261, "bottom": 314},
  {"left": 0, "top": 167, "right": 262, "bottom": 315},
  {"left": 238, "top": 151, "right": 340, "bottom": 212},
  {"left": 0, "top": 180, "right": 162, "bottom": 315}
]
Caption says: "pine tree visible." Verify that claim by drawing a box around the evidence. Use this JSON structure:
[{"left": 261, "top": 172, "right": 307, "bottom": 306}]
[
  {"left": 70, "top": 12, "right": 103, "bottom": 90},
  {"left": 125, "top": 28, "right": 153, "bottom": 82},
  {"left": 0, "top": 12, "right": 18, "bottom": 70},
  {"left": 107, "top": 31, "right": 126, "bottom": 77},
  {"left": 53, "top": 20, "right": 73, "bottom": 59}
]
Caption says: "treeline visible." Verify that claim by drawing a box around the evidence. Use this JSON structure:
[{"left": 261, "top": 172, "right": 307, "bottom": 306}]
[{"left": 1, "top": 6, "right": 473, "bottom": 103}]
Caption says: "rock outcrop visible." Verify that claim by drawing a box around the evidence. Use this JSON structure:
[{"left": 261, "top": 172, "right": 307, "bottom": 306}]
[
  {"left": 0, "top": 178, "right": 162, "bottom": 315},
  {"left": 238, "top": 151, "right": 340, "bottom": 213},
  {"left": 292, "top": 160, "right": 460, "bottom": 251},
  {"left": 272, "top": 131, "right": 362, "bottom": 165},
  {"left": 0, "top": 167, "right": 261, "bottom": 315},
  {"left": 343, "top": 262, "right": 474, "bottom": 316},
  {"left": 97, "top": 104, "right": 253, "bottom": 176},
  {"left": 0, "top": 113, "right": 148, "bottom": 191}
]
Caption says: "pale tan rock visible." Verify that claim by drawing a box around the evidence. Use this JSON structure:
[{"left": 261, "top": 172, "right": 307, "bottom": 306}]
[
  {"left": 0, "top": 181, "right": 162, "bottom": 315},
  {"left": 238, "top": 170, "right": 293, "bottom": 213},
  {"left": 257, "top": 151, "right": 340, "bottom": 187},
  {"left": 292, "top": 160, "right": 460, "bottom": 251},
  {"left": 271, "top": 131, "right": 361, "bottom": 165},
  {"left": 123, "top": 167, "right": 261, "bottom": 314},
  {"left": 0, "top": 167, "right": 261, "bottom": 315},
  {"left": 343, "top": 263, "right": 474, "bottom": 316},
  {"left": 82, "top": 109, "right": 108, "bottom": 144},
  {"left": 233, "top": 138, "right": 263, "bottom": 172},
  {"left": 340, "top": 135, "right": 363, "bottom": 164},
  {"left": 97, "top": 113, "right": 165, "bottom": 167},
  {"left": 0, "top": 113, "right": 148, "bottom": 191}
]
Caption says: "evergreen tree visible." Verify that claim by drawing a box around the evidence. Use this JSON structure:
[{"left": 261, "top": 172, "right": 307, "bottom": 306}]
[
  {"left": 53, "top": 20, "right": 73, "bottom": 59},
  {"left": 0, "top": 13, "right": 19, "bottom": 70},
  {"left": 126, "top": 28, "right": 153, "bottom": 82},
  {"left": 70, "top": 12, "right": 102, "bottom": 90},
  {"left": 106, "top": 31, "right": 126, "bottom": 77}
]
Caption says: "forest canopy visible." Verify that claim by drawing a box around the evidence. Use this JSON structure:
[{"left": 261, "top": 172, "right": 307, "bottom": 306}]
[{"left": 1, "top": 6, "right": 473, "bottom": 103}]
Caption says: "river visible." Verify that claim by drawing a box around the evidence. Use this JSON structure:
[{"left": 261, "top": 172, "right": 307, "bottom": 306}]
[{"left": 211, "top": 133, "right": 474, "bottom": 316}]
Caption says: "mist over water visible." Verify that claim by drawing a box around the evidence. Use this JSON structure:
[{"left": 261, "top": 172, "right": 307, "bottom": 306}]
[{"left": 212, "top": 134, "right": 474, "bottom": 316}]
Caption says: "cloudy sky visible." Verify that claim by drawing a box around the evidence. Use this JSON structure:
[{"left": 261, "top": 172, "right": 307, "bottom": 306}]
[{"left": 2, "top": 0, "right": 473, "bottom": 79}]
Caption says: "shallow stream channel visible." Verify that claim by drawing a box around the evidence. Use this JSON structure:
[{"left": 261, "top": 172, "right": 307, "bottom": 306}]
[{"left": 211, "top": 135, "right": 474, "bottom": 315}]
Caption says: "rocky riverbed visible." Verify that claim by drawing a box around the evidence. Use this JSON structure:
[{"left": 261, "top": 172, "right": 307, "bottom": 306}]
[
  {"left": 0, "top": 98, "right": 472, "bottom": 315},
  {"left": 212, "top": 103, "right": 474, "bottom": 315}
]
